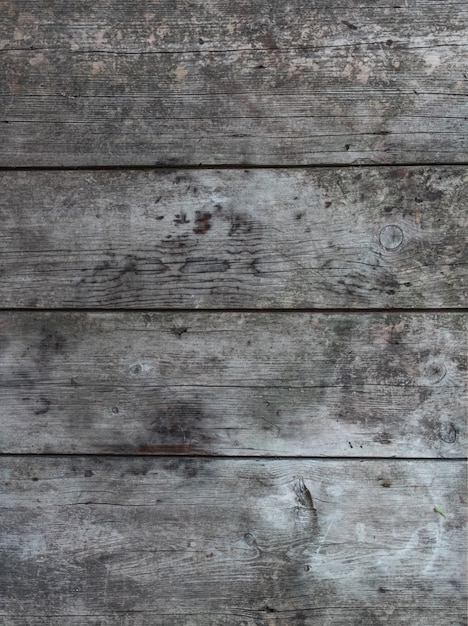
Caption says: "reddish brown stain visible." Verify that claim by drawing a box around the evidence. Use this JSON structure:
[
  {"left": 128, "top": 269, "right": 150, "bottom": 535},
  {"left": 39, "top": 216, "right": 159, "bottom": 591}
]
[{"left": 193, "top": 211, "right": 212, "bottom": 234}]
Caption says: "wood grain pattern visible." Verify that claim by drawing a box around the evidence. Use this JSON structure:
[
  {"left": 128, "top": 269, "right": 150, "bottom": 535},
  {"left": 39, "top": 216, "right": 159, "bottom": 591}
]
[
  {"left": 1, "top": 1, "right": 467, "bottom": 166},
  {"left": 1, "top": 311, "right": 465, "bottom": 457},
  {"left": 0, "top": 457, "right": 466, "bottom": 625},
  {"left": 1, "top": 2, "right": 467, "bottom": 623},
  {"left": 1, "top": 167, "right": 467, "bottom": 309}
]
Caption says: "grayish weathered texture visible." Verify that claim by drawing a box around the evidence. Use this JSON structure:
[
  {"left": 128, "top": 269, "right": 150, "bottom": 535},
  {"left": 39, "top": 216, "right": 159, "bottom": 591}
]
[
  {"left": 0, "top": 312, "right": 465, "bottom": 457},
  {"left": 1, "top": 167, "right": 466, "bottom": 309},
  {"left": 1, "top": 2, "right": 467, "bottom": 624},
  {"left": 0, "top": 457, "right": 466, "bottom": 625},
  {"left": 1, "top": 0, "right": 467, "bottom": 165}
]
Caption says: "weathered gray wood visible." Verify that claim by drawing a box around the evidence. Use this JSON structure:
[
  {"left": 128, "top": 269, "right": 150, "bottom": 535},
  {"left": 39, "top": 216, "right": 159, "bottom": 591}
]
[
  {"left": 3, "top": 0, "right": 467, "bottom": 53},
  {"left": 0, "top": 457, "right": 466, "bottom": 624},
  {"left": 1, "top": 1, "right": 467, "bottom": 165},
  {"left": 1, "top": 311, "right": 465, "bottom": 457},
  {"left": 1, "top": 167, "right": 466, "bottom": 308}
]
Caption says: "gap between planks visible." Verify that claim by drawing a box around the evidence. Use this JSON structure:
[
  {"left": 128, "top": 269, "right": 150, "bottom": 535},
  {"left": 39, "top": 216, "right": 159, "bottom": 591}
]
[
  {"left": 0, "top": 453, "right": 466, "bottom": 461},
  {"left": 1, "top": 162, "right": 468, "bottom": 172},
  {"left": 0, "top": 307, "right": 466, "bottom": 314}
]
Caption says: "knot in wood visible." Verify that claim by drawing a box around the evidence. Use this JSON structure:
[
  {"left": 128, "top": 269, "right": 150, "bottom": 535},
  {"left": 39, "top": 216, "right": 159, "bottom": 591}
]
[{"left": 379, "top": 224, "right": 404, "bottom": 250}]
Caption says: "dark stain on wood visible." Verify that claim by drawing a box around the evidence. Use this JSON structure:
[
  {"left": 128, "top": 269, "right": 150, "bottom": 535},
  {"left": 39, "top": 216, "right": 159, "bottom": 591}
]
[
  {"left": 0, "top": 168, "right": 466, "bottom": 308},
  {"left": 193, "top": 211, "right": 212, "bottom": 234},
  {"left": 341, "top": 19, "right": 358, "bottom": 30},
  {"left": 1, "top": 2, "right": 467, "bottom": 167},
  {"left": 162, "top": 457, "right": 211, "bottom": 478},
  {"left": 228, "top": 213, "right": 255, "bottom": 236},
  {"left": 170, "top": 326, "right": 188, "bottom": 338},
  {"left": 259, "top": 31, "right": 278, "bottom": 50},
  {"left": 0, "top": 2, "right": 466, "bottom": 621},
  {"left": 174, "top": 212, "right": 190, "bottom": 225},
  {"left": 82, "top": 254, "right": 169, "bottom": 286},
  {"left": 141, "top": 400, "right": 217, "bottom": 453},
  {"left": 374, "top": 432, "right": 393, "bottom": 445},
  {"left": 34, "top": 397, "right": 51, "bottom": 415},
  {"left": 38, "top": 325, "right": 67, "bottom": 360},
  {"left": 1, "top": 311, "right": 465, "bottom": 457}
]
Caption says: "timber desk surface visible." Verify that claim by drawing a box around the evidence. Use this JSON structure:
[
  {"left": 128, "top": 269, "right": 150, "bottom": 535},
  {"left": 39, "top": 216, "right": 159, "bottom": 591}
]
[{"left": 0, "top": 2, "right": 467, "bottom": 625}]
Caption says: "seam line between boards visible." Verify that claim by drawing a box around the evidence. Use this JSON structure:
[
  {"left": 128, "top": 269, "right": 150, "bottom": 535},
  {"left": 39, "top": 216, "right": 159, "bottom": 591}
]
[
  {"left": 0, "top": 453, "right": 466, "bottom": 462},
  {"left": 0, "top": 162, "right": 467, "bottom": 172},
  {"left": 0, "top": 308, "right": 467, "bottom": 314}
]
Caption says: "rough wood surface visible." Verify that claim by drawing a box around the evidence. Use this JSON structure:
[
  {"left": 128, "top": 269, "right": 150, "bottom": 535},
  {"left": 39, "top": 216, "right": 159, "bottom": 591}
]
[
  {"left": 1, "top": 167, "right": 467, "bottom": 309},
  {"left": 1, "top": 311, "right": 465, "bottom": 457},
  {"left": 1, "top": 3, "right": 466, "bottom": 623},
  {"left": 0, "top": 457, "right": 466, "bottom": 625},
  {"left": 1, "top": 1, "right": 467, "bottom": 166}
]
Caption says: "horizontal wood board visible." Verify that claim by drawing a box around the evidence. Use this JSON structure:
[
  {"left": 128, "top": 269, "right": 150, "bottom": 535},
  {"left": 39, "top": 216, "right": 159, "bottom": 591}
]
[
  {"left": 1, "top": 1, "right": 467, "bottom": 166},
  {"left": 1, "top": 311, "right": 465, "bottom": 457},
  {"left": 0, "top": 457, "right": 466, "bottom": 625},
  {"left": 2, "top": 1, "right": 467, "bottom": 623},
  {"left": 1, "top": 167, "right": 467, "bottom": 309}
]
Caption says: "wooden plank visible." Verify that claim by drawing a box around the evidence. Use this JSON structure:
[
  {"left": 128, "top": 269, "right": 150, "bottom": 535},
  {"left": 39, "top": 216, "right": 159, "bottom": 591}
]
[
  {"left": 1, "top": 311, "right": 465, "bottom": 457},
  {"left": 1, "top": 1, "right": 467, "bottom": 166},
  {"left": 0, "top": 457, "right": 466, "bottom": 624},
  {"left": 1, "top": 167, "right": 467, "bottom": 309}
]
